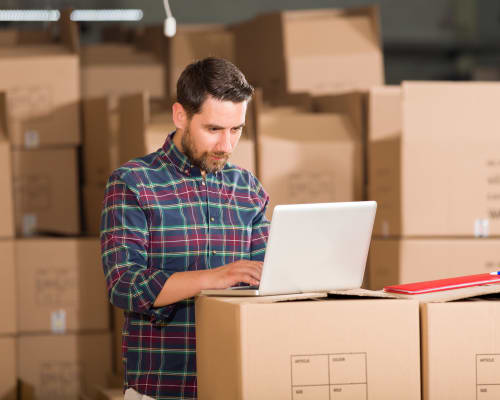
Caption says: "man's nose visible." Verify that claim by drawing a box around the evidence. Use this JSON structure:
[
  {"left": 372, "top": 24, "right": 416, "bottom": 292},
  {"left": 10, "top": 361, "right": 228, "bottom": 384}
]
[{"left": 217, "top": 131, "right": 232, "bottom": 153}]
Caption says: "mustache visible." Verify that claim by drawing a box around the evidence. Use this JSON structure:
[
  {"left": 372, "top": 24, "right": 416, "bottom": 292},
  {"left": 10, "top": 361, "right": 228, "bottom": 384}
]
[{"left": 210, "top": 152, "right": 230, "bottom": 158}]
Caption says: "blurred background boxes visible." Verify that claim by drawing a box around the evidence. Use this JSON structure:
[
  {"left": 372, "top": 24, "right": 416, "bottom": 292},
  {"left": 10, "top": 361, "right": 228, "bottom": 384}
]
[
  {"left": 0, "top": 139, "right": 15, "bottom": 238},
  {"left": 253, "top": 91, "right": 365, "bottom": 219},
  {"left": 0, "top": 17, "right": 80, "bottom": 149},
  {"left": 0, "top": 337, "right": 17, "bottom": 400},
  {"left": 15, "top": 238, "right": 108, "bottom": 333},
  {"left": 0, "top": 240, "right": 16, "bottom": 336},
  {"left": 369, "top": 82, "right": 500, "bottom": 237},
  {"left": 12, "top": 147, "right": 80, "bottom": 236},
  {"left": 233, "top": 6, "right": 384, "bottom": 100},
  {"left": 18, "top": 333, "right": 112, "bottom": 400},
  {"left": 369, "top": 238, "right": 500, "bottom": 290},
  {"left": 80, "top": 43, "right": 165, "bottom": 100}
]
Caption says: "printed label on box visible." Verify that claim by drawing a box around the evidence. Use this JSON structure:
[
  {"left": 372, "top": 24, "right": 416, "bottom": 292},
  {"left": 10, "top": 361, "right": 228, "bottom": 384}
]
[
  {"left": 291, "top": 353, "right": 367, "bottom": 399},
  {"left": 39, "top": 361, "right": 81, "bottom": 398},
  {"left": 35, "top": 267, "right": 77, "bottom": 306}
]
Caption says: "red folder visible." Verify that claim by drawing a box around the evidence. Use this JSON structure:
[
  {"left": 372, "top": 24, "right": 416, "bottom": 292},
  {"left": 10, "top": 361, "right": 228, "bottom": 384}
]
[{"left": 383, "top": 273, "right": 500, "bottom": 295}]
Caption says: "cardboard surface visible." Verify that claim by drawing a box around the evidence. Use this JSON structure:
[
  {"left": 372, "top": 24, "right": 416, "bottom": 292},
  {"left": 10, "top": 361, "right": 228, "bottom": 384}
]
[
  {"left": 18, "top": 332, "right": 112, "bottom": 400},
  {"left": 369, "top": 238, "right": 500, "bottom": 290},
  {"left": 82, "top": 93, "right": 149, "bottom": 185},
  {"left": 196, "top": 295, "right": 420, "bottom": 399},
  {"left": 82, "top": 183, "right": 105, "bottom": 236},
  {"left": 233, "top": 6, "right": 384, "bottom": 99},
  {"left": 0, "top": 336, "right": 17, "bottom": 400},
  {"left": 0, "top": 240, "right": 16, "bottom": 335},
  {"left": 81, "top": 43, "right": 165, "bottom": 99},
  {"left": 369, "top": 82, "right": 500, "bottom": 237},
  {"left": 12, "top": 147, "right": 80, "bottom": 236},
  {"left": 0, "top": 139, "right": 14, "bottom": 238},
  {"left": 112, "top": 305, "right": 125, "bottom": 376},
  {"left": 96, "top": 387, "right": 123, "bottom": 400},
  {"left": 421, "top": 295, "right": 500, "bottom": 399},
  {"left": 0, "top": 51, "right": 80, "bottom": 147},
  {"left": 255, "top": 99, "right": 363, "bottom": 219},
  {"left": 15, "top": 238, "right": 109, "bottom": 333}
]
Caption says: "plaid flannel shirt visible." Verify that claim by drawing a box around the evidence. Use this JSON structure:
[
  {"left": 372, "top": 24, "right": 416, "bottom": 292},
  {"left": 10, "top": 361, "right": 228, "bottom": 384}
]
[{"left": 100, "top": 132, "right": 270, "bottom": 399}]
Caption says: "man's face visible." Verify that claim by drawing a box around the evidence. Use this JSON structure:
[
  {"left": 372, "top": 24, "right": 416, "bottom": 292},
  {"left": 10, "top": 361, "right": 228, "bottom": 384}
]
[{"left": 180, "top": 96, "right": 247, "bottom": 173}]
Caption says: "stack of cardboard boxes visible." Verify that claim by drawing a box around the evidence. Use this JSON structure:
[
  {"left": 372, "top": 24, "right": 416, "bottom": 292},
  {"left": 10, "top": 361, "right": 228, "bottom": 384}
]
[
  {"left": 16, "top": 238, "right": 111, "bottom": 399},
  {"left": 0, "top": 26, "right": 80, "bottom": 237},
  {"left": 0, "top": 14, "right": 113, "bottom": 398},
  {"left": 364, "top": 83, "right": 500, "bottom": 398},
  {"left": 367, "top": 83, "right": 500, "bottom": 289},
  {"left": 232, "top": 6, "right": 384, "bottom": 217}
]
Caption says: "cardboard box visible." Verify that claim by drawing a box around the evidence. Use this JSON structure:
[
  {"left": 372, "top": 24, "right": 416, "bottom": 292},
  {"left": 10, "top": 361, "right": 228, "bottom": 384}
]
[
  {"left": 80, "top": 43, "right": 165, "bottom": 99},
  {"left": 0, "top": 240, "right": 16, "bottom": 335},
  {"left": 12, "top": 147, "right": 80, "bottom": 236},
  {"left": 18, "top": 332, "right": 112, "bottom": 400},
  {"left": 253, "top": 91, "right": 364, "bottom": 219},
  {"left": 82, "top": 183, "right": 105, "bottom": 236},
  {"left": 233, "top": 6, "right": 383, "bottom": 99},
  {"left": 0, "top": 17, "right": 80, "bottom": 148},
  {"left": 369, "top": 82, "right": 500, "bottom": 237},
  {"left": 112, "top": 306, "right": 125, "bottom": 376},
  {"left": 196, "top": 294, "right": 420, "bottom": 399},
  {"left": 0, "top": 139, "right": 15, "bottom": 237},
  {"left": 96, "top": 387, "right": 123, "bottom": 400},
  {"left": 82, "top": 96, "right": 120, "bottom": 185},
  {"left": 418, "top": 285, "right": 500, "bottom": 400},
  {"left": 369, "top": 238, "right": 500, "bottom": 290},
  {"left": 0, "top": 336, "right": 16, "bottom": 400},
  {"left": 16, "top": 238, "right": 109, "bottom": 333}
]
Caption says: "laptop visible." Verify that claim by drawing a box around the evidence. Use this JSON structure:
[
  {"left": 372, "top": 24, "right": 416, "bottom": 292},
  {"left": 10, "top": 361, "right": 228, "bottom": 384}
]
[{"left": 201, "top": 201, "right": 377, "bottom": 297}]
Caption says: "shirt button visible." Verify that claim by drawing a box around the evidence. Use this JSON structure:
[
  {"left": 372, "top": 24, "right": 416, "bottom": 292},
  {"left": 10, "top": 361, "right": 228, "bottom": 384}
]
[
  {"left": 184, "top": 169, "right": 189, "bottom": 174},
  {"left": 201, "top": 181, "right": 206, "bottom": 186},
  {"left": 210, "top": 217, "right": 214, "bottom": 222},
  {"left": 212, "top": 250, "right": 216, "bottom": 255}
]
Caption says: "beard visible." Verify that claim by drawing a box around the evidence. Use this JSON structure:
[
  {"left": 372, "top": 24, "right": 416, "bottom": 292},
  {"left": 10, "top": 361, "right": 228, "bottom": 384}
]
[{"left": 181, "top": 126, "right": 230, "bottom": 174}]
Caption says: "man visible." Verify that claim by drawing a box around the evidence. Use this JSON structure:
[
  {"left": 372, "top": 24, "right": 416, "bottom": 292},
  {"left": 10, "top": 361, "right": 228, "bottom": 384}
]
[{"left": 100, "top": 57, "right": 270, "bottom": 399}]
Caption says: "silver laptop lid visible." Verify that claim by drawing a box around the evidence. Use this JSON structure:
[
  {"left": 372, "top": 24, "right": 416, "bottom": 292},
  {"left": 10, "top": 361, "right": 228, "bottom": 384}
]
[{"left": 258, "top": 201, "right": 377, "bottom": 295}]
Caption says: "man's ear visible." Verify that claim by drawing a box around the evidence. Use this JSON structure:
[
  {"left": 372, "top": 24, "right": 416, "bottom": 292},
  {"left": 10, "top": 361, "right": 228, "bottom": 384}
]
[{"left": 172, "top": 102, "right": 188, "bottom": 130}]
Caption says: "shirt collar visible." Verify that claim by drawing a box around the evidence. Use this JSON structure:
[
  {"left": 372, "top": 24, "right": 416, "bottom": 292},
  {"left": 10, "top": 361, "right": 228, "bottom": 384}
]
[{"left": 160, "top": 131, "right": 203, "bottom": 178}]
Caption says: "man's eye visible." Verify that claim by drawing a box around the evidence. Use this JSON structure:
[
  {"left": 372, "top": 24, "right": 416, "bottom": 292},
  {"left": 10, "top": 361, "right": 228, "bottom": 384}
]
[{"left": 232, "top": 127, "right": 243, "bottom": 134}]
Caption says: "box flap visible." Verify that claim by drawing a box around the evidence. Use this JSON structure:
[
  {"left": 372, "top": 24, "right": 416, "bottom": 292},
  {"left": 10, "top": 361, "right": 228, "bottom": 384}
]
[
  {"left": 330, "top": 285, "right": 500, "bottom": 302},
  {"left": 282, "top": 6, "right": 381, "bottom": 58},
  {"left": 198, "top": 292, "right": 328, "bottom": 304},
  {"left": 328, "top": 288, "right": 399, "bottom": 299}
]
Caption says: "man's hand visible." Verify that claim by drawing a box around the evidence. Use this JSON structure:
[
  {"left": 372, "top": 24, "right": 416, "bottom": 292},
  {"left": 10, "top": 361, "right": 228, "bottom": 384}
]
[
  {"left": 153, "top": 260, "right": 263, "bottom": 307},
  {"left": 205, "top": 260, "right": 263, "bottom": 289}
]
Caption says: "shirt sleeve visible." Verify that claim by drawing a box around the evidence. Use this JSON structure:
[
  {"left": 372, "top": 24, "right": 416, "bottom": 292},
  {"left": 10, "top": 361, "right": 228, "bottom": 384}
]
[
  {"left": 100, "top": 171, "right": 174, "bottom": 320},
  {"left": 249, "top": 176, "right": 270, "bottom": 262}
]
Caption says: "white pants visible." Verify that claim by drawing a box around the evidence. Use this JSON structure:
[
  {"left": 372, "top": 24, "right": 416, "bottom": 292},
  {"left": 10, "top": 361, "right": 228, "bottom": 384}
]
[{"left": 124, "top": 388, "right": 156, "bottom": 400}]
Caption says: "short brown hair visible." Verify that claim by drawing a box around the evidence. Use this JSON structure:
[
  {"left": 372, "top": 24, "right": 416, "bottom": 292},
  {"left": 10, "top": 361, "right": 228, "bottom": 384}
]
[{"left": 176, "top": 57, "right": 254, "bottom": 117}]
